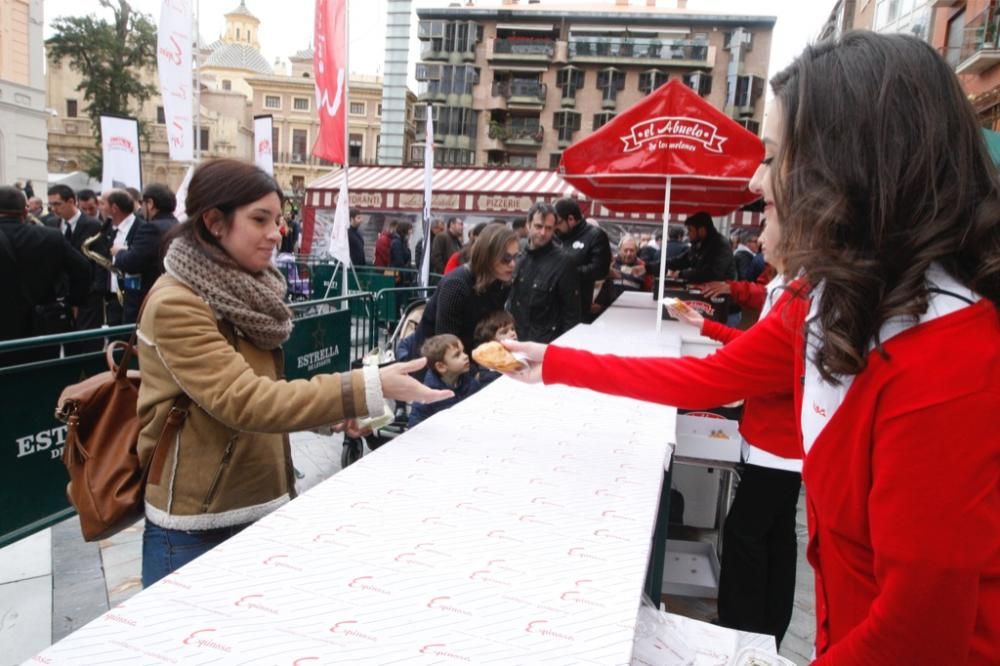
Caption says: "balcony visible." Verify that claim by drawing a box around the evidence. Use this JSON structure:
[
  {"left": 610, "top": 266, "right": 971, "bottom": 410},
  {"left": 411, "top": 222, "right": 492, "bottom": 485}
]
[
  {"left": 568, "top": 38, "right": 710, "bottom": 67},
  {"left": 488, "top": 122, "right": 544, "bottom": 149},
  {"left": 488, "top": 37, "right": 556, "bottom": 62},
  {"left": 274, "top": 151, "right": 335, "bottom": 166},
  {"left": 956, "top": 8, "right": 1000, "bottom": 75},
  {"left": 491, "top": 79, "right": 547, "bottom": 108}
]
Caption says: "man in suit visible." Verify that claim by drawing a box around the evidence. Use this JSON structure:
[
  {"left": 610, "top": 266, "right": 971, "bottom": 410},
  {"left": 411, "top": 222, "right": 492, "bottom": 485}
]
[
  {"left": 348, "top": 207, "right": 367, "bottom": 266},
  {"left": 102, "top": 189, "right": 141, "bottom": 326},
  {"left": 0, "top": 186, "right": 91, "bottom": 365},
  {"left": 47, "top": 184, "right": 108, "bottom": 333},
  {"left": 112, "top": 183, "right": 179, "bottom": 323}
]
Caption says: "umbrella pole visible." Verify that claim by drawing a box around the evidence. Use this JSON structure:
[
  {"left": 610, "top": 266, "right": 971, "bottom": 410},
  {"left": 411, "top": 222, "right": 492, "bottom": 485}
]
[{"left": 656, "top": 177, "right": 672, "bottom": 332}]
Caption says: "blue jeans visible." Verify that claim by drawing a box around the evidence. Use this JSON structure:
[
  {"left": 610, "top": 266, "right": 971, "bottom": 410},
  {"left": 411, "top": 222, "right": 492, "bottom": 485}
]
[{"left": 142, "top": 521, "right": 248, "bottom": 588}]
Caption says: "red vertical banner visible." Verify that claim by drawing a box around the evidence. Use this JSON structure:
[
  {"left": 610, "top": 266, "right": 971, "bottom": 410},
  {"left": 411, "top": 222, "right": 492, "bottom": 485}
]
[{"left": 313, "top": 0, "right": 347, "bottom": 164}]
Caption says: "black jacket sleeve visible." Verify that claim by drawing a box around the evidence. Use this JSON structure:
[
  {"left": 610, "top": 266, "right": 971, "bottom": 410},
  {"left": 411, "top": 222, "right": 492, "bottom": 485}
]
[
  {"left": 434, "top": 274, "right": 472, "bottom": 339},
  {"left": 679, "top": 237, "right": 735, "bottom": 283},
  {"left": 62, "top": 239, "right": 92, "bottom": 306},
  {"left": 557, "top": 256, "right": 581, "bottom": 335},
  {"left": 578, "top": 227, "right": 612, "bottom": 283},
  {"left": 349, "top": 228, "right": 366, "bottom": 266},
  {"left": 113, "top": 222, "right": 159, "bottom": 275}
]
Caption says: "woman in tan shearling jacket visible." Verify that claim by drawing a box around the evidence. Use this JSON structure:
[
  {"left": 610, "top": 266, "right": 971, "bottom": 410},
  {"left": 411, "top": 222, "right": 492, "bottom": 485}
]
[{"left": 136, "top": 159, "right": 450, "bottom": 587}]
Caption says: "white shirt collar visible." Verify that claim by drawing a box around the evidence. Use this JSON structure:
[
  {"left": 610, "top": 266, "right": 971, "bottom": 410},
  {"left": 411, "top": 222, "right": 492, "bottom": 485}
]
[
  {"left": 114, "top": 214, "right": 136, "bottom": 238},
  {"left": 66, "top": 209, "right": 82, "bottom": 230}
]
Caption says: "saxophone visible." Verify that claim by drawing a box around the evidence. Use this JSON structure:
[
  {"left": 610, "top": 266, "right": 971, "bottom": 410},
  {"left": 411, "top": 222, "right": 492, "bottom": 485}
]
[{"left": 82, "top": 233, "right": 125, "bottom": 306}]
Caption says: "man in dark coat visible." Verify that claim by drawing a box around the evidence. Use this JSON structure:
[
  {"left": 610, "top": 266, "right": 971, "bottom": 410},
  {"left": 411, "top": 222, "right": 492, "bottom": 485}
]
[
  {"left": 553, "top": 197, "right": 611, "bottom": 323},
  {"left": 348, "top": 207, "right": 366, "bottom": 266},
  {"left": 664, "top": 211, "right": 736, "bottom": 283},
  {"left": 0, "top": 186, "right": 91, "bottom": 365},
  {"left": 430, "top": 217, "right": 463, "bottom": 275},
  {"left": 103, "top": 189, "right": 141, "bottom": 326},
  {"left": 112, "top": 183, "right": 179, "bottom": 323},
  {"left": 47, "top": 184, "right": 108, "bottom": 333},
  {"left": 509, "top": 202, "right": 580, "bottom": 342}
]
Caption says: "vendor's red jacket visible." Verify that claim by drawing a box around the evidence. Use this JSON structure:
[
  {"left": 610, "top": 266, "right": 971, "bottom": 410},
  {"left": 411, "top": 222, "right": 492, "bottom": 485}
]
[
  {"left": 544, "top": 294, "right": 1000, "bottom": 665},
  {"left": 700, "top": 292, "right": 798, "bottom": 459}
]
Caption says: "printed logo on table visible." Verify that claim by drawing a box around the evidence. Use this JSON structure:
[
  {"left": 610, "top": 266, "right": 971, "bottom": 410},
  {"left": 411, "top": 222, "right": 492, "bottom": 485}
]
[
  {"left": 103, "top": 612, "right": 137, "bottom": 627},
  {"left": 329, "top": 620, "right": 378, "bottom": 642},
  {"left": 262, "top": 554, "right": 303, "bottom": 571},
  {"left": 415, "top": 542, "right": 451, "bottom": 557},
  {"left": 567, "top": 546, "right": 608, "bottom": 562},
  {"left": 233, "top": 594, "right": 279, "bottom": 615},
  {"left": 486, "top": 529, "right": 525, "bottom": 543},
  {"left": 182, "top": 628, "right": 232, "bottom": 653},
  {"left": 525, "top": 620, "right": 576, "bottom": 642},
  {"left": 468, "top": 569, "right": 511, "bottom": 586},
  {"left": 394, "top": 551, "right": 434, "bottom": 568},
  {"left": 427, "top": 596, "right": 473, "bottom": 616},
  {"left": 419, "top": 644, "right": 472, "bottom": 662},
  {"left": 347, "top": 575, "right": 392, "bottom": 595}
]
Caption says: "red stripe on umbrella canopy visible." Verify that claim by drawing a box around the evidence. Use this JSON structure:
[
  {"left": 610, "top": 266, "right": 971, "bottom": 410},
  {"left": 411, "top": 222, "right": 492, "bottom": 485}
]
[{"left": 559, "top": 79, "right": 764, "bottom": 216}]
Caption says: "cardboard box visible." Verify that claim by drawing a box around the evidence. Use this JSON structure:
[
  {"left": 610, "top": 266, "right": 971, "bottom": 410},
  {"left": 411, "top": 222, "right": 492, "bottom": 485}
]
[{"left": 675, "top": 413, "right": 741, "bottom": 463}]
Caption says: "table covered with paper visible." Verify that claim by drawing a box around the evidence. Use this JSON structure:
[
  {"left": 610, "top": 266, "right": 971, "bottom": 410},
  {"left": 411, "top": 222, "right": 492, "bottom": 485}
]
[{"left": 30, "top": 296, "right": 789, "bottom": 665}]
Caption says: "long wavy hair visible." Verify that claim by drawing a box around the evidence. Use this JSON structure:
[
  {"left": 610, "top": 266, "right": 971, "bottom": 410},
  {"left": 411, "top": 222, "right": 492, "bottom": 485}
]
[{"left": 771, "top": 31, "right": 1000, "bottom": 381}]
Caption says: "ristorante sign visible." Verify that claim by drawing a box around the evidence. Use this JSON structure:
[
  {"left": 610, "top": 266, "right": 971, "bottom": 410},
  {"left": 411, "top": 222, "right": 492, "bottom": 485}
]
[{"left": 620, "top": 116, "right": 727, "bottom": 154}]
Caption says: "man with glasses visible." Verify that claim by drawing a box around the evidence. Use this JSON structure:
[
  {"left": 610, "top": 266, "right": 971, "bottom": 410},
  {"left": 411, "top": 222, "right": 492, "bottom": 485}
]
[
  {"left": 553, "top": 197, "right": 611, "bottom": 323},
  {"left": 509, "top": 202, "right": 580, "bottom": 342},
  {"left": 47, "top": 184, "right": 107, "bottom": 333}
]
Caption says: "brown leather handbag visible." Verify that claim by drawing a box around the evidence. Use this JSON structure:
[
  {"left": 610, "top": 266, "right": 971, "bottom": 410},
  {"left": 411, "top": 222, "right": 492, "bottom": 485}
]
[{"left": 56, "top": 310, "right": 190, "bottom": 541}]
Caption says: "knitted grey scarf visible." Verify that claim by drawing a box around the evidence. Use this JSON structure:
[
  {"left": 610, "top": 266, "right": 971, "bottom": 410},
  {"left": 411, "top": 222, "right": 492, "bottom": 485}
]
[{"left": 163, "top": 236, "right": 292, "bottom": 350}]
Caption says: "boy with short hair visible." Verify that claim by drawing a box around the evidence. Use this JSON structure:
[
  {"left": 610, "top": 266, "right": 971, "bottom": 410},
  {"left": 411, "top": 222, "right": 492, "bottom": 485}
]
[
  {"left": 473, "top": 311, "right": 518, "bottom": 386},
  {"left": 407, "top": 334, "right": 480, "bottom": 428}
]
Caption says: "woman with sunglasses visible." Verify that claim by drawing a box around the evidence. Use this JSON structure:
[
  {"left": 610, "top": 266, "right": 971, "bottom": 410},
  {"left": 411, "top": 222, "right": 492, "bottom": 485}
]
[
  {"left": 415, "top": 222, "right": 517, "bottom": 359},
  {"left": 505, "top": 32, "right": 999, "bottom": 663}
]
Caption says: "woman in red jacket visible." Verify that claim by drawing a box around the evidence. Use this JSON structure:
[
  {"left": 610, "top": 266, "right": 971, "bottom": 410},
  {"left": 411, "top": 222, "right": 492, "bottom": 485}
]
[{"left": 506, "top": 32, "right": 1000, "bottom": 664}]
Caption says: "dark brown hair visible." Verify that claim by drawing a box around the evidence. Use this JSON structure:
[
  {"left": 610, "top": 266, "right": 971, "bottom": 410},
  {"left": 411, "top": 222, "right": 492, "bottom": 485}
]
[
  {"left": 167, "top": 159, "right": 283, "bottom": 254},
  {"left": 771, "top": 31, "right": 1000, "bottom": 381},
  {"left": 420, "top": 333, "right": 462, "bottom": 368},
  {"left": 468, "top": 223, "right": 517, "bottom": 293},
  {"left": 474, "top": 310, "right": 516, "bottom": 345}
]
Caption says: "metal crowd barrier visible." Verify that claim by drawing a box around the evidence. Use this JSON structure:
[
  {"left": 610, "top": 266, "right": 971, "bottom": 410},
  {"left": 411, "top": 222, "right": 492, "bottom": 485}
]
[{"left": 0, "top": 292, "right": 381, "bottom": 548}]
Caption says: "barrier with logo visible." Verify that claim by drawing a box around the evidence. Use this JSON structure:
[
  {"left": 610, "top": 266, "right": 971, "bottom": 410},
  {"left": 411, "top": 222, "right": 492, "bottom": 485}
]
[{"left": 0, "top": 294, "right": 376, "bottom": 548}]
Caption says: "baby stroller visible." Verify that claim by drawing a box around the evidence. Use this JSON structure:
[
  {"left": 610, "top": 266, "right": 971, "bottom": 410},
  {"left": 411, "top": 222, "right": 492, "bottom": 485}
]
[
  {"left": 341, "top": 298, "right": 427, "bottom": 468},
  {"left": 275, "top": 253, "right": 312, "bottom": 301}
]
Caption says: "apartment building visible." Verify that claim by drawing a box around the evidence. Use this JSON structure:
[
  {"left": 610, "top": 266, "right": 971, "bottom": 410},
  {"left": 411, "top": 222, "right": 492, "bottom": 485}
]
[
  {"left": 932, "top": 1, "right": 1000, "bottom": 130},
  {"left": 410, "top": 0, "right": 775, "bottom": 169}
]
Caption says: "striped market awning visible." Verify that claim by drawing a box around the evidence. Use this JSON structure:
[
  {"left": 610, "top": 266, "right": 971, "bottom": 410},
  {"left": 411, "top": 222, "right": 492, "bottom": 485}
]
[{"left": 306, "top": 166, "right": 579, "bottom": 217}]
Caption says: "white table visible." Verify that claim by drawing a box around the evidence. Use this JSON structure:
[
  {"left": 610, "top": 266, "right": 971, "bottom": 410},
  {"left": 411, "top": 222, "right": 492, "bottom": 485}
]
[{"left": 32, "top": 330, "right": 677, "bottom": 665}]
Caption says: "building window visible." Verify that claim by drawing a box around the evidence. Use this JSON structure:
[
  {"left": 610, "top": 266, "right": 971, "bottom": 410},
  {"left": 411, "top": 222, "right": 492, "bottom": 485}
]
[
  {"left": 549, "top": 153, "right": 562, "bottom": 169},
  {"left": 593, "top": 112, "right": 616, "bottom": 131},
  {"left": 555, "top": 67, "right": 585, "bottom": 99},
  {"left": 437, "top": 107, "right": 478, "bottom": 138},
  {"left": 264, "top": 95, "right": 281, "bottom": 109},
  {"left": 945, "top": 10, "right": 966, "bottom": 68},
  {"left": 727, "top": 74, "right": 764, "bottom": 111},
  {"left": 272, "top": 126, "right": 280, "bottom": 156},
  {"left": 377, "top": 103, "right": 383, "bottom": 117},
  {"left": 552, "top": 111, "right": 581, "bottom": 143},
  {"left": 193, "top": 127, "right": 209, "bottom": 151},
  {"left": 222, "top": 79, "right": 232, "bottom": 91},
  {"left": 683, "top": 72, "right": 712, "bottom": 97},
  {"left": 293, "top": 97, "right": 310, "bottom": 111},
  {"left": 292, "top": 129, "right": 308, "bottom": 162},
  {"left": 597, "top": 68, "right": 626, "bottom": 103},
  {"left": 349, "top": 133, "right": 363, "bottom": 164},
  {"left": 638, "top": 70, "right": 669, "bottom": 95},
  {"left": 350, "top": 102, "right": 366, "bottom": 115},
  {"left": 156, "top": 106, "right": 166, "bottom": 124},
  {"left": 508, "top": 154, "right": 536, "bottom": 168},
  {"left": 66, "top": 99, "right": 78, "bottom": 118},
  {"left": 236, "top": 28, "right": 240, "bottom": 40}
]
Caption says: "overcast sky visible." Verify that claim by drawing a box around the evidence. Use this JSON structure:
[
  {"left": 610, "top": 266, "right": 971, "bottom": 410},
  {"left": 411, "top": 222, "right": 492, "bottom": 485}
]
[{"left": 43, "top": 0, "right": 831, "bottom": 104}]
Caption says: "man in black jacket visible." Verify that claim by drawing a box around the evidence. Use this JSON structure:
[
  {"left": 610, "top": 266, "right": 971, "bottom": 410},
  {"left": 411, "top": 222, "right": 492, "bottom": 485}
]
[
  {"left": 47, "top": 184, "right": 108, "bottom": 333},
  {"left": 509, "top": 202, "right": 580, "bottom": 342},
  {"left": 664, "top": 211, "right": 736, "bottom": 283},
  {"left": 0, "top": 187, "right": 91, "bottom": 365},
  {"left": 112, "top": 183, "right": 179, "bottom": 323},
  {"left": 103, "top": 189, "right": 141, "bottom": 325},
  {"left": 430, "top": 217, "right": 463, "bottom": 275},
  {"left": 348, "top": 207, "right": 366, "bottom": 266},
  {"left": 553, "top": 198, "right": 611, "bottom": 323}
]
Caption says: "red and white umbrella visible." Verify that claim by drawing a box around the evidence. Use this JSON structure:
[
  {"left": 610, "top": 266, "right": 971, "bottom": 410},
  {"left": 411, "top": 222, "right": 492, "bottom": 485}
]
[{"left": 559, "top": 79, "right": 764, "bottom": 327}]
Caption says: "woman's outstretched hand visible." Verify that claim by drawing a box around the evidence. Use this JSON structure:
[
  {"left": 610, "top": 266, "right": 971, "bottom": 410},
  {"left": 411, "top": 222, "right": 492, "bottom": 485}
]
[
  {"left": 500, "top": 339, "right": 547, "bottom": 384},
  {"left": 379, "top": 358, "right": 454, "bottom": 403},
  {"left": 666, "top": 302, "right": 705, "bottom": 330}
]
